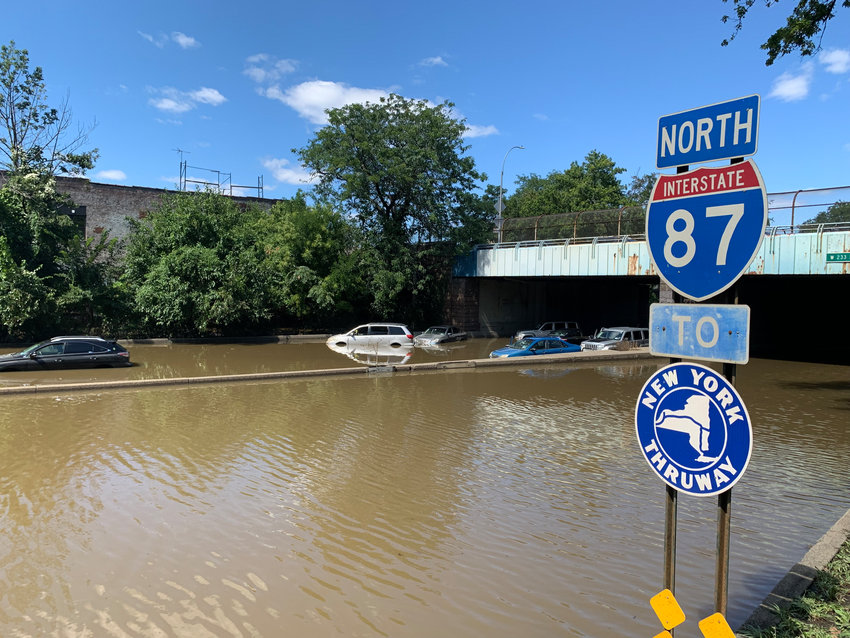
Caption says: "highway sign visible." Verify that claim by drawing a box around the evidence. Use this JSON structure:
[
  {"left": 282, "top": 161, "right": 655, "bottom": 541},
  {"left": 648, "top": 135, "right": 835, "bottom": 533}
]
[
  {"left": 646, "top": 158, "right": 767, "bottom": 301},
  {"left": 650, "top": 303, "right": 750, "bottom": 364},
  {"left": 656, "top": 95, "right": 760, "bottom": 168},
  {"left": 827, "top": 253, "right": 850, "bottom": 262},
  {"left": 635, "top": 362, "right": 752, "bottom": 497}
]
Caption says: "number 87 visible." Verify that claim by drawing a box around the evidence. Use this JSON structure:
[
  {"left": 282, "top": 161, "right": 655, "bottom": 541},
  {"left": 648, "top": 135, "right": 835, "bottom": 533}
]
[{"left": 663, "top": 204, "right": 744, "bottom": 268}]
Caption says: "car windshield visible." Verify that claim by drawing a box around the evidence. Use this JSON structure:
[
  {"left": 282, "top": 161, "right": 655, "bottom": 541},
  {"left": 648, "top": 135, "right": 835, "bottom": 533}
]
[
  {"left": 597, "top": 330, "right": 624, "bottom": 340},
  {"left": 19, "top": 340, "right": 51, "bottom": 355},
  {"left": 421, "top": 327, "right": 446, "bottom": 335},
  {"left": 513, "top": 338, "right": 534, "bottom": 349}
]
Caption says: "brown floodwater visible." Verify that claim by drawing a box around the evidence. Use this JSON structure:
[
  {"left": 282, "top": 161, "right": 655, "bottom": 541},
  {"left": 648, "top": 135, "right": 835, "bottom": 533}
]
[{"left": 0, "top": 340, "right": 848, "bottom": 637}]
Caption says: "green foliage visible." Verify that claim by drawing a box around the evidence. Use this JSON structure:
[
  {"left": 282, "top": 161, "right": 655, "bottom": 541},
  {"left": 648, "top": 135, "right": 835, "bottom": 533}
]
[
  {"left": 123, "top": 190, "right": 275, "bottom": 336},
  {"left": 260, "top": 194, "right": 363, "bottom": 321},
  {"left": 804, "top": 201, "right": 850, "bottom": 224},
  {"left": 721, "top": 0, "right": 850, "bottom": 66},
  {"left": 122, "top": 190, "right": 362, "bottom": 336},
  {"left": 0, "top": 171, "right": 123, "bottom": 339},
  {"left": 505, "top": 150, "right": 629, "bottom": 219},
  {"left": 739, "top": 540, "right": 850, "bottom": 638},
  {"left": 294, "top": 93, "right": 490, "bottom": 323},
  {"left": 0, "top": 40, "right": 97, "bottom": 175},
  {"left": 0, "top": 234, "right": 55, "bottom": 337}
]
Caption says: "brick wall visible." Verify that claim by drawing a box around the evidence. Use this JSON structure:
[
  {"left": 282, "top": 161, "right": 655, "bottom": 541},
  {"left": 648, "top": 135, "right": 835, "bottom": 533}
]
[{"left": 0, "top": 174, "right": 276, "bottom": 240}]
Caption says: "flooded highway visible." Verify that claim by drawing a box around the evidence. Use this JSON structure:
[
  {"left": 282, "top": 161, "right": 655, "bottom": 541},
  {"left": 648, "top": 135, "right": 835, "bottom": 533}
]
[{"left": 0, "top": 339, "right": 848, "bottom": 636}]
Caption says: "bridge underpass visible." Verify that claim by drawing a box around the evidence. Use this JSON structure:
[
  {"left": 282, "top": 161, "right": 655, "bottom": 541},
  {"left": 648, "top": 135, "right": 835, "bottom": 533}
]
[{"left": 451, "top": 225, "right": 850, "bottom": 364}]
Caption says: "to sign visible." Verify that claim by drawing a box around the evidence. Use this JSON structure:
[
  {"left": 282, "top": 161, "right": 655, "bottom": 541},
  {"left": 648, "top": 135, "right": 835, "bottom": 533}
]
[
  {"left": 656, "top": 95, "right": 760, "bottom": 168},
  {"left": 646, "top": 159, "right": 767, "bottom": 301},
  {"left": 650, "top": 303, "right": 750, "bottom": 364},
  {"left": 635, "top": 362, "right": 752, "bottom": 497}
]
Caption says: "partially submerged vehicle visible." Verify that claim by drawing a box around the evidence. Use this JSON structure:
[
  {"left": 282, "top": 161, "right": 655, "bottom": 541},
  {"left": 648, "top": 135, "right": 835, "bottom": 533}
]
[
  {"left": 514, "top": 321, "right": 587, "bottom": 344},
  {"left": 413, "top": 325, "right": 468, "bottom": 347},
  {"left": 326, "top": 323, "right": 414, "bottom": 349},
  {"left": 0, "top": 336, "right": 131, "bottom": 371},
  {"left": 489, "top": 337, "right": 580, "bottom": 358},
  {"left": 580, "top": 327, "right": 649, "bottom": 351}
]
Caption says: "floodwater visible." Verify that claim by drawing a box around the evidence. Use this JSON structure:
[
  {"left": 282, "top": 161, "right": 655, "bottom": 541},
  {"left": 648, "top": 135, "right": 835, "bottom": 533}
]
[{"left": 0, "top": 340, "right": 848, "bottom": 637}]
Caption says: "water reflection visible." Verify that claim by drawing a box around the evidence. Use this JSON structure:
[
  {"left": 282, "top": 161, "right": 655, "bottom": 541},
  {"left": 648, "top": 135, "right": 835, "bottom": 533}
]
[
  {"left": 0, "top": 351, "right": 847, "bottom": 637},
  {"left": 326, "top": 342, "right": 414, "bottom": 366}
]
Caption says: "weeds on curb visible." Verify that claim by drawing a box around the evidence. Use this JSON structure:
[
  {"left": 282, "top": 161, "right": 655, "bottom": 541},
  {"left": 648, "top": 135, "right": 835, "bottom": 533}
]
[{"left": 739, "top": 539, "right": 850, "bottom": 637}]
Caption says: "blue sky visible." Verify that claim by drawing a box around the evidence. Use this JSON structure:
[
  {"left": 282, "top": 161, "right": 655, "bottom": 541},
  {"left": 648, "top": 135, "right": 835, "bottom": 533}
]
[{"left": 4, "top": 2, "right": 849, "bottom": 224}]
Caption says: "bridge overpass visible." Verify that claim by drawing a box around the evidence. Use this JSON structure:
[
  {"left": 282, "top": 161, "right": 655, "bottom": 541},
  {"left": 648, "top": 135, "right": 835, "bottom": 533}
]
[{"left": 450, "top": 224, "right": 850, "bottom": 363}]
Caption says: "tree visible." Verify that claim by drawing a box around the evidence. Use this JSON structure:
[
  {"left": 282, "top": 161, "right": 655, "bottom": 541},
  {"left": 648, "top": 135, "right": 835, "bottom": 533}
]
[
  {"left": 0, "top": 171, "right": 124, "bottom": 339},
  {"left": 294, "top": 93, "right": 491, "bottom": 322},
  {"left": 804, "top": 200, "right": 850, "bottom": 223},
  {"left": 0, "top": 40, "right": 97, "bottom": 175},
  {"left": 258, "top": 193, "right": 364, "bottom": 322},
  {"left": 721, "top": 0, "right": 850, "bottom": 66},
  {"left": 505, "top": 150, "right": 628, "bottom": 219},
  {"left": 122, "top": 190, "right": 277, "bottom": 336}
]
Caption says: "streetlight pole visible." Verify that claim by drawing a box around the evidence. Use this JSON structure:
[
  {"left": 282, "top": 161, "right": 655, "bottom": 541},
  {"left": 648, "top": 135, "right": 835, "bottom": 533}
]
[{"left": 498, "top": 145, "right": 524, "bottom": 242}]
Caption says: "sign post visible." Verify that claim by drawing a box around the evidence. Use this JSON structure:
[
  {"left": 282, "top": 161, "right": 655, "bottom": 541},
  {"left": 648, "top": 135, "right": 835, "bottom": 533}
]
[{"left": 643, "top": 95, "right": 763, "bottom": 624}]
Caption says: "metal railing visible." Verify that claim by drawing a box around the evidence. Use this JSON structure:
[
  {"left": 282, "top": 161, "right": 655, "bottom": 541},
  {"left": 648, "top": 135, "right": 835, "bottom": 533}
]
[{"left": 493, "top": 185, "right": 850, "bottom": 244}]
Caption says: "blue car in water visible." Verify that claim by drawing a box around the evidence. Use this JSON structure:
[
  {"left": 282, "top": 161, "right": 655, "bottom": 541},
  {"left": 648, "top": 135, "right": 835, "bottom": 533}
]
[{"left": 489, "top": 337, "right": 581, "bottom": 358}]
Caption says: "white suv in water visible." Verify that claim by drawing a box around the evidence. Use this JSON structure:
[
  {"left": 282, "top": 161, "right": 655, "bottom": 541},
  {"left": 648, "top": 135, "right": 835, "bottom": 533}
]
[
  {"left": 580, "top": 326, "right": 648, "bottom": 351},
  {"left": 326, "top": 323, "right": 414, "bottom": 349}
]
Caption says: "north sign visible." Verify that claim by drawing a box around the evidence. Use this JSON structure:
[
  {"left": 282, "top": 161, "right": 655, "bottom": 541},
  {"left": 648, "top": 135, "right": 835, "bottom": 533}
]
[
  {"left": 646, "top": 158, "right": 767, "bottom": 302},
  {"left": 649, "top": 303, "right": 750, "bottom": 364},
  {"left": 656, "top": 95, "right": 760, "bottom": 168},
  {"left": 635, "top": 362, "right": 753, "bottom": 497}
]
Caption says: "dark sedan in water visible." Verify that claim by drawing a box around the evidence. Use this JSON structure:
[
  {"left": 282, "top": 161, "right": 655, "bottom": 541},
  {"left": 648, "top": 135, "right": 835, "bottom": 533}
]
[{"left": 0, "top": 336, "right": 131, "bottom": 371}]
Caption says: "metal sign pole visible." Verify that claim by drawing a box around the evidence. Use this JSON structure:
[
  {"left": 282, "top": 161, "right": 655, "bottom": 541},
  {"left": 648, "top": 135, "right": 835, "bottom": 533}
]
[{"left": 715, "top": 279, "right": 739, "bottom": 615}]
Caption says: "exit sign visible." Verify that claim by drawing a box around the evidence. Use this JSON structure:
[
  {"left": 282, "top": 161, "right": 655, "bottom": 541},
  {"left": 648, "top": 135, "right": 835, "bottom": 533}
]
[{"left": 827, "top": 253, "right": 850, "bottom": 262}]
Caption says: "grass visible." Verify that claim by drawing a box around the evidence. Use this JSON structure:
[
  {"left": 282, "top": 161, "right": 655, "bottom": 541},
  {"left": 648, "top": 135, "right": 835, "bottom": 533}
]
[{"left": 738, "top": 538, "right": 850, "bottom": 637}]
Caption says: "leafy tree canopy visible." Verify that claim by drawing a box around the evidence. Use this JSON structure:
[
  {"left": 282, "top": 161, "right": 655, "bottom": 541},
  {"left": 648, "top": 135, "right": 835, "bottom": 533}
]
[
  {"left": 504, "top": 150, "right": 629, "bottom": 218},
  {"left": 294, "top": 93, "right": 491, "bottom": 322},
  {"left": 295, "top": 93, "right": 488, "bottom": 246},
  {"left": 804, "top": 200, "right": 850, "bottom": 223},
  {"left": 721, "top": 0, "right": 850, "bottom": 66},
  {"left": 0, "top": 40, "right": 97, "bottom": 175}
]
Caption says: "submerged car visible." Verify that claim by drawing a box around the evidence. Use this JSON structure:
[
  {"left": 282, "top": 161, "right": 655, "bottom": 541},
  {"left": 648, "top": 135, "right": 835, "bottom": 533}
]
[
  {"left": 489, "top": 337, "right": 581, "bottom": 358},
  {"left": 0, "top": 336, "right": 131, "bottom": 371},
  {"left": 413, "top": 325, "right": 468, "bottom": 347},
  {"left": 580, "top": 327, "right": 649, "bottom": 351},
  {"left": 326, "top": 323, "right": 414, "bottom": 348},
  {"left": 514, "top": 320, "right": 584, "bottom": 341}
]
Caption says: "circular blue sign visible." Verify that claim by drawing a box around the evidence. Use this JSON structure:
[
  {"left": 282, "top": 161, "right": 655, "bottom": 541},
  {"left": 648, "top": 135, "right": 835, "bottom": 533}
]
[
  {"left": 646, "top": 159, "right": 767, "bottom": 302},
  {"left": 635, "top": 362, "right": 752, "bottom": 496}
]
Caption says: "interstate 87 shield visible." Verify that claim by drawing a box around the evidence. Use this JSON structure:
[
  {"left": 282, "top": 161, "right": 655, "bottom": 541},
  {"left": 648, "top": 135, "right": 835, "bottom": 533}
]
[{"left": 645, "top": 159, "right": 767, "bottom": 302}]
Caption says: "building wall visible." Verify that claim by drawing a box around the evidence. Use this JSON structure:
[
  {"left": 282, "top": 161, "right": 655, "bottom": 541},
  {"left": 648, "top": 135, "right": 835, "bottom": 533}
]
[{"left": 0, "top": 174, "right": 276, "bottom": 240}]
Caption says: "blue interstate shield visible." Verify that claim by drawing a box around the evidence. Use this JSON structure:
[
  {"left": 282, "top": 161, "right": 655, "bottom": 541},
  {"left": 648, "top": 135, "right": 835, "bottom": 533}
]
[{"left": 635, "top": 362, "right": 752, "bottom": 496}]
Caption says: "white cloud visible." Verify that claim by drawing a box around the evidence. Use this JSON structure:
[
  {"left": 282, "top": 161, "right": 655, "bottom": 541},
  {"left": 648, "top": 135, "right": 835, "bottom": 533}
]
[
  {"left": 244, "top": 54, "right": 297, "bottom": 83},
  {"left": 464, "top": 124, "right": 499, "bottom": 138},
  {"left": 137, "top": 31, "right": 160, "bottom": 47},
  {"left": 190, "top": 87, "right": 227, "bottom": 106},
  {"left": 769, "top": 63, "right": 813, "bottom": 101},
  {"left": 95, "top": 169, "right": 127, "bottom": 181},
  {"left": 138, "top": 30, "right": 200, "bottom": 49},
  {"left": 172, "top": 31, "right": 200, "bottom": 49},
  {"left": 262, "top": 157, "right": 319, "bottom": 185},
  {"left": 419, "top": 56, "right": 448, "bottom": 67},
  {"left": 264, "top": 80, "right": 389, "bottom": 124},
  {"left": 820, "top": 48, "right": 850, "bottom": 74},
  {"left": 149, "top": 86, "right": 227, "bottom": 113}
]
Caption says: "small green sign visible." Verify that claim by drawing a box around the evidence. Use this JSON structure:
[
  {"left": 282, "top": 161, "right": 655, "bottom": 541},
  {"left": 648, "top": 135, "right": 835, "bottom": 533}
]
[{"left": 827, "top": 253, "right": 850, "bottom": 262}]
